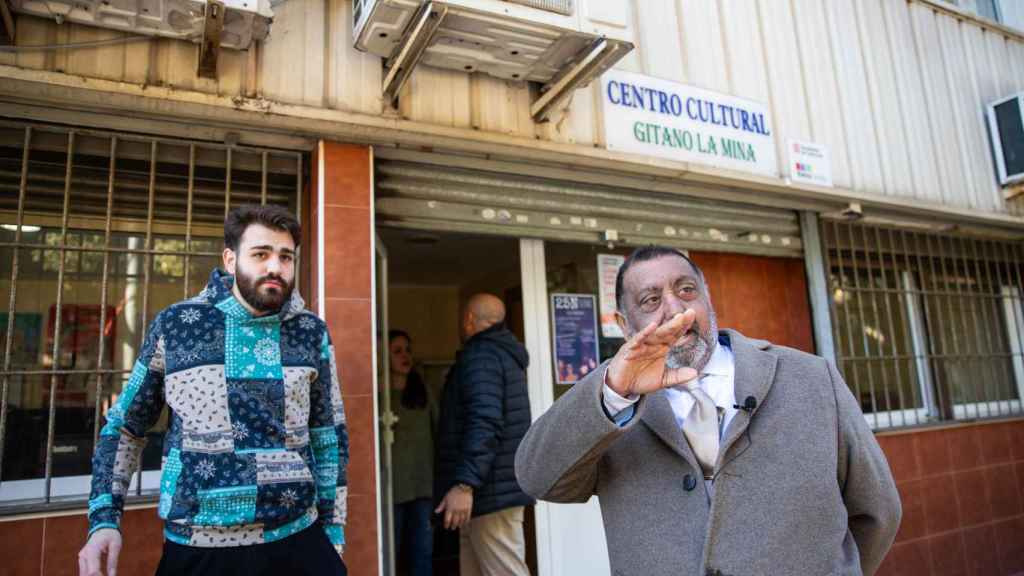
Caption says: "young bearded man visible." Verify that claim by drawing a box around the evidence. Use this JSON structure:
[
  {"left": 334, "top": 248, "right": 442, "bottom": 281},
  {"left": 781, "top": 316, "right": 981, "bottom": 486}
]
[{"left": 79, "top": 205, "right": 349, "bottom": 576}]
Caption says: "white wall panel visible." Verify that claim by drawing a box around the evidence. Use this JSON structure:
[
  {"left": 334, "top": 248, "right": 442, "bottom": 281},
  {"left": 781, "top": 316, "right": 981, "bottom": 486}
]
[
  {"left": 941, "top": 18, "right": 993, "bottom": 211},
  {"left": 326, "top": 0, "right": 384, "bottom": 115},
  {"left": 470, "top": 75, "right": 534, "bottom": 137},
  {"left": 1007, "top": 38, "right": 1024, "bottom": 90},
  {"left": 857, "top": 0, "right": 916, "bottom": 199},
  {"left": 5, "top": 0, "right": 1024, "bottom": 219},
  {"left": 716, "top": 0, "right": 774, "bottom": 173},
  {"left": 580, "top": 0, "right": 641, "bottom": 72},
  {"left": 260, "top": 0, "right": 325, "bottom": 107},
  {"left": 400, "top": 66, "right": 472, "bottom": 129},
  {"left": 717, "top": 1, "right": 767, "bottom": 102},
  {"left": 910, "top": 4, "right": 970, "bottom": 206},
  {"left": 756, "top": 0, "right": 811, "bottom": 182},
  {"left": 825, "top": 0, "right": 886, "bottom": 194},
  {"left": 676, "top": 0, "right": 729, "bottom": 92},
  {"left": 790, "top": 0, "right": 853, "bottom": 190},
  {"left": 634, "top": 0, "right": 685, "bottom": 82},
  {"left": 536, "top": 82, "right": 599, "bottom": 146},
  {"left": 967, "top": 28, "right": 1010, "bottom": 209},
  {"left": 881, "top": 0, "right": 943, "bottom": 203}
]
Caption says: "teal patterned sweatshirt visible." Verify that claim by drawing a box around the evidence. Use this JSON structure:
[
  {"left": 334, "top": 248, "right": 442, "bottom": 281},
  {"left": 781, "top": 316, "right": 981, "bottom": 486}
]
[{"left": 87, "top": 269, "right": 349, "bottom": 549}]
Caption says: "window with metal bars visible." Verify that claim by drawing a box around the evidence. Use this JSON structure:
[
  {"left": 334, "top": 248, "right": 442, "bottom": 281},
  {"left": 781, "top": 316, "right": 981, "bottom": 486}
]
[
  {"left": 822, "top": 220, "right": 1024, "bottom": 430},
  {"left": 0, "top": 121, "right": 305, "bottom": 511}
]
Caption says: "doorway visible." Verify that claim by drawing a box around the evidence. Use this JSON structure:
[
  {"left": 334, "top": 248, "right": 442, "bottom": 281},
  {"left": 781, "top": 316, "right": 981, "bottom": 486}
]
[{"left": 375, "top": 227, "right": 536, "bottom": 576}]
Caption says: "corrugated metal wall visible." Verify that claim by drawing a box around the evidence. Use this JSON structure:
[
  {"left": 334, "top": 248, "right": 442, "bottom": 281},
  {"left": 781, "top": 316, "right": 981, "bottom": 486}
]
[{"left": 2, "top": 0, "right": 1022, "bottom": 216}]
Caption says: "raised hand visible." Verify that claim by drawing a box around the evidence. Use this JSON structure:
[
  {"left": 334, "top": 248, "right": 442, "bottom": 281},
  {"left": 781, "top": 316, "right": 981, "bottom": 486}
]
[{"left": 606, "top": 310, "right": 700, "bottom": 397}]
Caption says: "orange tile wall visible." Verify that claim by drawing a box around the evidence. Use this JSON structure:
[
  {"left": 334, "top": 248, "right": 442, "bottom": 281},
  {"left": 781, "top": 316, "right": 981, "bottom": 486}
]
[
  {"left": 689, "top": 251, "right": 815, "bottom": 353},
  {"left": 312, "top": 141, "right": 378, "bottom": 576},
  {"left": 876, "top": 419, "right": 1024, "bottom": 576},
  {"left": 0, "top": 507, "right": 163, "bottom": 575}
]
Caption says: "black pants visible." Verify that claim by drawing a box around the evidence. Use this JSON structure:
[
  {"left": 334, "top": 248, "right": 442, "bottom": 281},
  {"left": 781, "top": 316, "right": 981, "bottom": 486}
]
[{"left": 155, "top": 525, "right": 348, "bottom": 576}]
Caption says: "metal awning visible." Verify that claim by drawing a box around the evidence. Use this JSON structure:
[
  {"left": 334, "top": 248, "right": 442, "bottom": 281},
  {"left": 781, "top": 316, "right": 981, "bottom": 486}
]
[
  {"left": 354, "top": 0, "right": 633, "bottom": 121},
  {"left": 374, "top": 157, "right": 804, "bottom": 258}
]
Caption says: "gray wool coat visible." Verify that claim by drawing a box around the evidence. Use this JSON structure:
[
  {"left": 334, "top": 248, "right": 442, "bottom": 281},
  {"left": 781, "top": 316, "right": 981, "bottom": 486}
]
[{"left": 515, "top": 330, "right": 901, "bottom": 576}]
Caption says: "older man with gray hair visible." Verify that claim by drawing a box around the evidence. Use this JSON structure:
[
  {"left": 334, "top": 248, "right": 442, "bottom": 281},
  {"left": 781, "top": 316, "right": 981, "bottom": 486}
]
[{"left": 516, "top": 245, "right": 901, "bottom": 576}]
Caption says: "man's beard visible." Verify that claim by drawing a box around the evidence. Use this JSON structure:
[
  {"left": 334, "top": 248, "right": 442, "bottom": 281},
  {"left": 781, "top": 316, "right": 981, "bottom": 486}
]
[
  {"left": 235, "top": 266, "right": 293, "bottom": 313},
  {"left": 665, "top": 310, "right": 718, "bottom": 373}
]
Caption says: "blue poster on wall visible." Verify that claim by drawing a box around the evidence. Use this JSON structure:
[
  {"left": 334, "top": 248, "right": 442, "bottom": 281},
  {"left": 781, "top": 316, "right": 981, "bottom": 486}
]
[{"left": 551, "top": 293, "right": 600, "bottom": 386}]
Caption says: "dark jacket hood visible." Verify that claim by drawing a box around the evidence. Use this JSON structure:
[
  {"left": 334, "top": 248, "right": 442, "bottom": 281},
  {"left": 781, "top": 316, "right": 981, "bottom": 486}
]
[{"left": 467, "top": 322, "right": 529, "bottom": 369}]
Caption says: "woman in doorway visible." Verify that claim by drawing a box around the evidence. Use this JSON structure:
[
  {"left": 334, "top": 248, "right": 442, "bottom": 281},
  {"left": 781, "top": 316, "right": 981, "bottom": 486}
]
[{"left": 388, "top": 330, "right": 436, "bottom": 576}]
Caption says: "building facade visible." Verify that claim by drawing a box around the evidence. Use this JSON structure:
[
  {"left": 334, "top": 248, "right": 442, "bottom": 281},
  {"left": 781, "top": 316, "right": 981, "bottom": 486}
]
[{"left": 0, "top": 0, "right": 1023, "bottom": 574}]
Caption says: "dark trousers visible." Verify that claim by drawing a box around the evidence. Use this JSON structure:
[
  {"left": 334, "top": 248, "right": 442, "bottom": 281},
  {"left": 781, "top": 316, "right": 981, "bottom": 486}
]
[
  {"left": 394, "top": 498, "right": 434, "bottom": 576},
  {"left": 155, "top": 525, "right": 348, "bottom": 576}
]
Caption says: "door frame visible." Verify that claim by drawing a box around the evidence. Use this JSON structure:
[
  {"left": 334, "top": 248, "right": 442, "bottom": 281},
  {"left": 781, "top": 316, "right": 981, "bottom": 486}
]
[{"left": 371, "top": 232, "right": 611, "bottom": 576}]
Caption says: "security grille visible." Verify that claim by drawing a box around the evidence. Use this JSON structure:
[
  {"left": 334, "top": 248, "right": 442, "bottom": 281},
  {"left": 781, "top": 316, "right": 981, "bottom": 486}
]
[
  {"left": 822, "top": 220, "right": 1024, "bottom": 430},
  {"left": 0, "top": 120, "right": 304, "bottom": 510}
]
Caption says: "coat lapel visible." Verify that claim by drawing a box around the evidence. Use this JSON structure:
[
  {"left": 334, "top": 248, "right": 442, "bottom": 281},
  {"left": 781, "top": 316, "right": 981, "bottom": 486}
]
[
  {"left": 641, "top": 390, "right": 701, "bottom": 473},
  {"left": 717, "top": 330, "right": 777, "bottom": 468}
]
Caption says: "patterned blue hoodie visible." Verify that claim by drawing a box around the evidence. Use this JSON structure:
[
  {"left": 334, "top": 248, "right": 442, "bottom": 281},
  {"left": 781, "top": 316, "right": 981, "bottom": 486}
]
[{"left": 87, "top": 269, "right": 349, "bottom": 549}]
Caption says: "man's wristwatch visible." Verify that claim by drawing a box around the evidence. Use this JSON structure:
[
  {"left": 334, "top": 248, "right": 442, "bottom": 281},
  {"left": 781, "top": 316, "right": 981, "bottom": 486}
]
[{"left": 454, "top": 483, "right": 473, "bottom": 493}]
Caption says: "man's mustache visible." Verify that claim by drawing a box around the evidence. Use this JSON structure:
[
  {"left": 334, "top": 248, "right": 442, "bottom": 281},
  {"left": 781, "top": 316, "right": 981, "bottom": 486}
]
[{"left": 258, "top": 275, "right": 288, "bottom": 288}]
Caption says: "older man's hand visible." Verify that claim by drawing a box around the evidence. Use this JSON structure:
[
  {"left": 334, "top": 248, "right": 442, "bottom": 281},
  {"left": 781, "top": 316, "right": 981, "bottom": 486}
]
[
  {"left": 78, "top": 528, "right": 122, "bottom": 576},
  {"left": 606, "top": 310, "right": 699, "bottom": 397},
  {"left": 435, "top": 484, "right": 473, "bottom": 530}
]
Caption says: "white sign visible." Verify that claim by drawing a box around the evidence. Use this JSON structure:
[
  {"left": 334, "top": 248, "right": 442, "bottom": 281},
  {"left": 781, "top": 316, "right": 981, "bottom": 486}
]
[
  {"left": 597, "top": 254, "right": 625, "bottom": 339},
  {"left": 788, "top": 139, "right": 833, "bottom": 187},
  {"left": 600, "top": 69, "right": 777, "bottom": 176}
]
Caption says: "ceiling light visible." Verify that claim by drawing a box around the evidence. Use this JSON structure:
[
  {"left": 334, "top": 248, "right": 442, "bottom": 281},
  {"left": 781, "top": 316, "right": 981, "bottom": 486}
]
[{"left": 1, "top": 224, "right": 41, "bottom": 233}]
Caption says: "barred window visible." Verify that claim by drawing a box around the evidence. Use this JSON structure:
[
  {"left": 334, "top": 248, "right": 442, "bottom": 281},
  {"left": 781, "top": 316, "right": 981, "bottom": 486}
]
[
  {"left": 0, "top": 121, "right": 304, "bottom": 510},
  {"left": 823, "top": 220, "right": 1024, "bottom": 430}
]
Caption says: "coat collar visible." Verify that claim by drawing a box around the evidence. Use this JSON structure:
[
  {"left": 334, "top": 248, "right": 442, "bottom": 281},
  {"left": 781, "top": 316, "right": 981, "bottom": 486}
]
[
  {"left": 716, "top": 329, "right": 777, "bottom": 467},
  {"left": 640, "top": 388, "right": 701, "bottom": 474}
]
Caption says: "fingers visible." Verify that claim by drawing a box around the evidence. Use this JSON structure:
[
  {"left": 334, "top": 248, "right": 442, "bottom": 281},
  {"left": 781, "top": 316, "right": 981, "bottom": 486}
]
[
  {"left": 107, "top": 539, "right": 121, "bottom": 576},
  {"left": 624, "top": 310, "right": 696, "bottom": 354},
  {"left": 78, "top": 544, "right": 99, "bottom": 576},
  {"left": 449, "top": 509, "right": 469, "bottom": 530},
  {"left": 651, "top": 310, "right": 695, "bottom": 344},
  {"left": 626, "top": 320, "right": 659, "bottom": 347},
  {"left": 663, "top": 366, "right": 699, "bottom": 388},
  {"left": 434, "top": 501, "right": 445, "bottom": 515}
]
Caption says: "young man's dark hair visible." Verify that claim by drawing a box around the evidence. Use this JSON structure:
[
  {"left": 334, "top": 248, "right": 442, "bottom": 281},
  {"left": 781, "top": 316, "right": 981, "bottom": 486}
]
[
  {"left": 224, "top": 204, "right": 301, "bottom": 251},
  {"left": 615, "top": 245, "right": 704, "bottom": 311}
]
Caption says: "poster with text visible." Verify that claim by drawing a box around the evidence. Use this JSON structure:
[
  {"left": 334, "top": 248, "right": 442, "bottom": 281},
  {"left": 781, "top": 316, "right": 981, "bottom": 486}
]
[
  {"left": 551, "top": 293, "right": 600, "bottom": 386},
  {"left": 597, "top": 254, "right": 625, "bottom": 338}
]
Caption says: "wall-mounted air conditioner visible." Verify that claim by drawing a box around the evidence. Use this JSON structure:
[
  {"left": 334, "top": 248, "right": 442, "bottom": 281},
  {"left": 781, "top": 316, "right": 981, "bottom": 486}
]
[
  {"left": 987, "top": 92, "right": 1024, "bottom": 187},
  {"left": 353, "top": 0, "right": 633, "bottom": 121},
  {"left": 9, "top": 0, "right": 272, "bottom": 50}
]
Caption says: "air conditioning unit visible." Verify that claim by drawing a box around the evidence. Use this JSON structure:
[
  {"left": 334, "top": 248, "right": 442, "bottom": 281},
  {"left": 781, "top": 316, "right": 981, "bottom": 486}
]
[
  {"left": 987, "top": 92, "right": 1024, "bottom": 187},
  {"left": 9, "top": 0, "right": 272, "bottom": 50},
  {"left": 353, "top": 0, "right": 634, "bottom": 121}
]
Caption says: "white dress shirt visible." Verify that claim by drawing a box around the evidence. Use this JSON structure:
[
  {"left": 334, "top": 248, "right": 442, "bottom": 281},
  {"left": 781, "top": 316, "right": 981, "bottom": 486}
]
[{"left": 602, "top": 343, "right": 737, "bottom": 492}]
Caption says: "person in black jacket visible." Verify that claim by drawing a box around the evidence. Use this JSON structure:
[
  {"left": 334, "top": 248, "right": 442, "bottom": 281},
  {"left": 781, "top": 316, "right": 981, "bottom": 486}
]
[{"left": 434, "top": 293, "right": 534, "bottom": 576}]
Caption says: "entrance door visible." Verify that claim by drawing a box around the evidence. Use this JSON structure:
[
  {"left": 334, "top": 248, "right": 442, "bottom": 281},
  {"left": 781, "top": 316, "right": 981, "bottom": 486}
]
[
  {"left": 376, "top": 234, "right": 397, "bottom": 576},
  {"left": 376, "top": 228, "right": 530, "bottom": 576}
]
